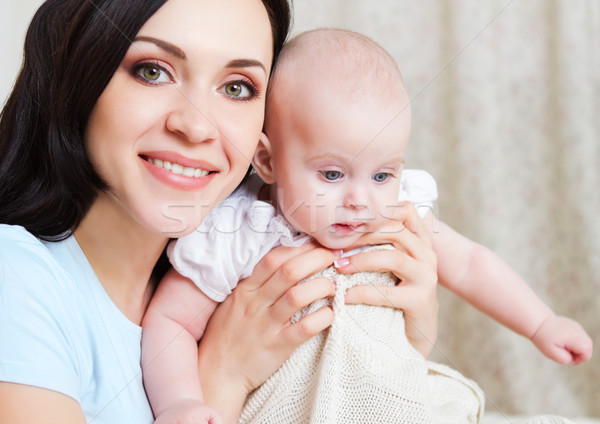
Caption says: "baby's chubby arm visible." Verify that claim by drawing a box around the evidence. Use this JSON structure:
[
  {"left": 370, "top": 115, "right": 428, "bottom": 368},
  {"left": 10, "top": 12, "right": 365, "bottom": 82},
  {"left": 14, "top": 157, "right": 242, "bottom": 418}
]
[
  {"left": 424, "top": 212, "right": 593, "bottom": 364},
  {"left": 142, "top": 268, "right": 223, "bottom": 424}
]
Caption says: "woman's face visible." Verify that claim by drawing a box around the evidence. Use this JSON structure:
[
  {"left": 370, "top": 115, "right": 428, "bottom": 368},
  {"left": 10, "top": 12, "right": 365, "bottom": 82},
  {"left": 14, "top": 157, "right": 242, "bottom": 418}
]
[{"left": 86, "top": 0, "right": 273, "bottom": 237}]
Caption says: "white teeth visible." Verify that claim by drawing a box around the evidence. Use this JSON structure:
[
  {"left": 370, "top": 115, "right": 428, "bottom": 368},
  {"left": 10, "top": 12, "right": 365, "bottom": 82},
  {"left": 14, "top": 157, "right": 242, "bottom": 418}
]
[
  {"left": 171, "top": 164, "right": 183, "bottom": 175},
  {"left": 147, "top": 157, "right": 210, "bottom": 178}
]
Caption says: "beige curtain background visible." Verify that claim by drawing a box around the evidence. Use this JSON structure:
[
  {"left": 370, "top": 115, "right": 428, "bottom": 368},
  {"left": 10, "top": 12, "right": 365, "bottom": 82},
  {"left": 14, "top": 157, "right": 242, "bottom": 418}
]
[
  {"left": 293, "top": 0, "right": 600, "bottom": 419},
  {"left": 1, "top": 0, "right": 598, "bottom": 421},
  {"left": 0, "top": 0, "right": 44, "bottom": 107}
]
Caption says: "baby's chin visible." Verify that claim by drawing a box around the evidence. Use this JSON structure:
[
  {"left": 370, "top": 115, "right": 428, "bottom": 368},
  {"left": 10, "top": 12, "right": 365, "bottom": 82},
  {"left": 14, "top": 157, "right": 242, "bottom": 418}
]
[{"left": 312, "top": 234, "right": 364, "bottom": 252}]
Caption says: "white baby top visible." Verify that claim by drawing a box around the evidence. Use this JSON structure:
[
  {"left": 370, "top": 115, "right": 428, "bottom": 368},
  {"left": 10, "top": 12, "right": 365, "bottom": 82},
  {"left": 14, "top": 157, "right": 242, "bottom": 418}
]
[
  {"left": 0, "top": 225, "right": 154, "bottom": 424},
  {"left": 168, "top": 169, "right": 438, "bottom": 302}
]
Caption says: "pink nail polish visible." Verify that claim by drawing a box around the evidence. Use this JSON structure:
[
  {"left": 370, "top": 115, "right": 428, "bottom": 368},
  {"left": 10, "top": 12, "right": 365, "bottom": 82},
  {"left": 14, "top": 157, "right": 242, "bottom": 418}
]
[{"left": 334, "top": 257, "right": 350, "bottom": 268}]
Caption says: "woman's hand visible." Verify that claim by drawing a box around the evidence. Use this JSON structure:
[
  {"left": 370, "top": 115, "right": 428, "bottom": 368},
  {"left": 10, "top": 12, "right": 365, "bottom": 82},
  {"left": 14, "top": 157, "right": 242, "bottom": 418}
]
[
  {"left": 335, "top": 201, "right": 439, "bottom": 358},
  {"left": 197, "top": 243, "right": 337, "bottom": 424}
]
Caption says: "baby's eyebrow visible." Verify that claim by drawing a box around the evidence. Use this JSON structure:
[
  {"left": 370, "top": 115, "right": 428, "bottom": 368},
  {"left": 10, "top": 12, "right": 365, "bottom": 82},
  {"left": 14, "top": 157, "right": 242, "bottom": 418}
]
[
  {"left": 372, "top": 157, "right": 405, "bottom": 168},
  {"left": 134, "top": 36, "right": 186, "bottom": 60}
]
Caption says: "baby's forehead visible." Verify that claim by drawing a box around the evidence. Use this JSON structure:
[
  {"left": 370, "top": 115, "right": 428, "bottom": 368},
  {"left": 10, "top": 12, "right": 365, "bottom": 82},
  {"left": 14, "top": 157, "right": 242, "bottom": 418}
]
[
  {"left": 265, "top": 29, "right": 412, "bottom": 157},
  {"left": 293, "top": 107, "right": 409, "bottom": 166}
]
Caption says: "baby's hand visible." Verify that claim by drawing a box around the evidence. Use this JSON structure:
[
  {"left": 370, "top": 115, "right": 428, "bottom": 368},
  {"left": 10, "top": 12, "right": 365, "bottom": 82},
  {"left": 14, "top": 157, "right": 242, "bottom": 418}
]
[
  {"left": 154, "top": 399, "right": 224, "bottom": 424},
  {"left": 531, "top": 315, "right": 593, "bottom": 365}
]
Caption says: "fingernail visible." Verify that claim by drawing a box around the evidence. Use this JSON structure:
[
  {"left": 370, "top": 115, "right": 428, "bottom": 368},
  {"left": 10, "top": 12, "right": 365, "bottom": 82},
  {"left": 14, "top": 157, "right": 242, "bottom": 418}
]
[
  {"left": 332, "top": 249, "right": 343, "bottom": 257},
  {"left": 334, "top": 257, "right": 350, "bottom": 268}
]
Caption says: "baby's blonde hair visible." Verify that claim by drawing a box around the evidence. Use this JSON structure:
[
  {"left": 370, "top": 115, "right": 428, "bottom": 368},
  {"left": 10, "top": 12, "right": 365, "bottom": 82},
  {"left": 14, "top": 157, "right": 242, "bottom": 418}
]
[{"left": 267, "top": 28, "right": 408, "bottom": 109}]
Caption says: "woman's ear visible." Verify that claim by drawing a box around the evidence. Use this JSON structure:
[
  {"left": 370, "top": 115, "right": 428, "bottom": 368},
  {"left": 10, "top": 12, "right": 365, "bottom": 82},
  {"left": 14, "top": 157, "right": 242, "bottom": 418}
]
[{"left": 252, "top": 132, "right": 276, "bottom": 184}]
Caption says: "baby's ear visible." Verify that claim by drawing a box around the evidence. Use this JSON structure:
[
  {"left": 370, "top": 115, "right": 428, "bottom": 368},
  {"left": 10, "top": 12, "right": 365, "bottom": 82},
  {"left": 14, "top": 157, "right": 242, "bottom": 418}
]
[{"left": 252, "top": 132, "right": 276, "bottom": 184}]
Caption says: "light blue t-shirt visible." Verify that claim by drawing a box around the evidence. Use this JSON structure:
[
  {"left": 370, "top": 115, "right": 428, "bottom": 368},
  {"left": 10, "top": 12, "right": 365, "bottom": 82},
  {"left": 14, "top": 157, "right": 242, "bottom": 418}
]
[{"left": 0, "top": 224, "right": 153, "bottom": 423}]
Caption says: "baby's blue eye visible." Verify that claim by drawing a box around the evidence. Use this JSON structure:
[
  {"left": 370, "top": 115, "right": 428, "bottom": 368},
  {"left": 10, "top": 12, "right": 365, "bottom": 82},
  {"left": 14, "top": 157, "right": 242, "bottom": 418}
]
[
  {"left": 373, "top": 172, "right": 390, "bottom": 183},
  {"left": 321, "top": 170, "right": 343, "bottom": 181}
]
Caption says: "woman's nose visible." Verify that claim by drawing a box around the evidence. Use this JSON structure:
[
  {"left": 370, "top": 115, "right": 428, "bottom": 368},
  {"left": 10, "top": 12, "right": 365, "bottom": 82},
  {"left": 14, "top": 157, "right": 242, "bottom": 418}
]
[{"left": 165, "top": 96, "right": 219, "bottom": 143}]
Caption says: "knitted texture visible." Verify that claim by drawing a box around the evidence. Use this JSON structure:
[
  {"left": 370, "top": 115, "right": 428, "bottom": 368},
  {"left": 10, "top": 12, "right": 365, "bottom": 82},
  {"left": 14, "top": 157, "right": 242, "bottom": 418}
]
[
  {"left": 515, "top": 417, "right": 577, "bottom": 424},
  {"left": 240, "top": 246, "right": 484, "bottom": 424},
  {"left": 483, "top": 416, "right": 578, "bottom": 424}
]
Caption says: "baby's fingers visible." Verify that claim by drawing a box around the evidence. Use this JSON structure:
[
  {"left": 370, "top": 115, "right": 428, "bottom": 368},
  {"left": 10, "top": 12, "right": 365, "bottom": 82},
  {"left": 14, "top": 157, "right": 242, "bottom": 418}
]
[
  {"left": 564, "top": 335, "right": 593, "bottom": 365},
  {"left": 534, "top": 316, "right": 593, "bottom": 365},
  {"left": 154, "top": 401, "right": 224, "bottom": 424},
  {"left": 545, "top": 345, "right": 579, "bottom": 365},
  {"left": 545, "top": 340, "right": 591, "bottom": 365}
]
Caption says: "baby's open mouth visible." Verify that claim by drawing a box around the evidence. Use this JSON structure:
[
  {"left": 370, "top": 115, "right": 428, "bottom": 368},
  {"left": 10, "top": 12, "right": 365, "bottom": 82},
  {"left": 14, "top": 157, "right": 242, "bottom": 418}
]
[{"left": 332, "top": 223, "right": 365, "bottom": 234}]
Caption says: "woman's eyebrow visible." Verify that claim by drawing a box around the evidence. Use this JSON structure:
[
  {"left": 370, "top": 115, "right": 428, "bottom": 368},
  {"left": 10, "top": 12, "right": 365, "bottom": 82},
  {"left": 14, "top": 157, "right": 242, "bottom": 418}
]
[
  {"left": 132, "top": 37, "right": 265, "bottom": 74},
  {"left": 134, "top": 36, "right": 186, "bottom": 60},
  {"left": 226, "top": 59, "right": 267, "bottom": 75}
]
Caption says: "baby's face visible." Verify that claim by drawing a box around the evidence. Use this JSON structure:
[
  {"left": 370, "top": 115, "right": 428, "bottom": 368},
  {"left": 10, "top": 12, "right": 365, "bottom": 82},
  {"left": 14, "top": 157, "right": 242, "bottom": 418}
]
[{"left": 268, "top": 89, "right": 411, "bottom": 250}]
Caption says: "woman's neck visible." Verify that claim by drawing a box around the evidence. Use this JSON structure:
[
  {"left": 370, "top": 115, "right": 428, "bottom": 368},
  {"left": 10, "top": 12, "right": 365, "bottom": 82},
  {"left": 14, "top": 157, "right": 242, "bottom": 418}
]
[{"left": 74, "top": 193, "right": 169, "bottom": 325}]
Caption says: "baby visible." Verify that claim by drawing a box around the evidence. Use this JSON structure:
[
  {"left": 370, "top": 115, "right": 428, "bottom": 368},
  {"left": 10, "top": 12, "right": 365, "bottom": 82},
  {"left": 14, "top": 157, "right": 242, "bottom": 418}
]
[{"left": 142, "top": 29, "right": 593, "bottom": 423}]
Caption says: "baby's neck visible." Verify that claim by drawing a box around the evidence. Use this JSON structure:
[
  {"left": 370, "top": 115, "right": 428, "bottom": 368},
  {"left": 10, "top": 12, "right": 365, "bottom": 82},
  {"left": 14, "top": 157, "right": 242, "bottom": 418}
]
[{"left": 257, "top": 182, "right": 277, "bottom": 206}]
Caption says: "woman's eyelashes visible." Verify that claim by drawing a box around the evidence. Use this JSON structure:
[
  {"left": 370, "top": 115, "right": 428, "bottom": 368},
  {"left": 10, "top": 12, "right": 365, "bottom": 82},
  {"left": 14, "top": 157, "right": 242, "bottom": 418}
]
[
  {"left": 133, "top": 62, "right": 173, "bottom": 85},
  {"left": 131, "top": 61, "right": 260, "bottom": 101},
  {"left": 219, "top": 78, "right": 260, "bottom": 101}
]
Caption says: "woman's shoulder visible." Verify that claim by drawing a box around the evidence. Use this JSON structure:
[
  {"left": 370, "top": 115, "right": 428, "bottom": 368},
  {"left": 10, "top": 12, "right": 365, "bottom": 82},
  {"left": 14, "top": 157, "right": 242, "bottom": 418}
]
[
  {"left": 0, "top": 224, "right": 64, "bottom": 280},
  {"left": 0, "top": 225, "right": 79, "bottom": 372},
  {"left": 0, "top": 224, "right": 151, "bottom": 418},
  {"left": 0, "top": 223, "right": 44, "bottom": 245},
  {"left": 0, "top": 224, "right": 82, "bottom": 308}
]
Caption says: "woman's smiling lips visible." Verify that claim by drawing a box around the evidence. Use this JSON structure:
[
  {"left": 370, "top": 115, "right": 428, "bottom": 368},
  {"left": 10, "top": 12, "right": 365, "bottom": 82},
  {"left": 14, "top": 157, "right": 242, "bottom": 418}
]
[{"left": 140, "top": 151, "right": 218, "bottom": 191}]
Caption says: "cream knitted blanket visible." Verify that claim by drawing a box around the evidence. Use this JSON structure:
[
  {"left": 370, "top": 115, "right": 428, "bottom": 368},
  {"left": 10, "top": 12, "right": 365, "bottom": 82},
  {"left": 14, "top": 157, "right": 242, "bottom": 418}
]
[
  {"left": 238, "top": 246, "right": 579, "bottom": 424},
  {"left": 240, "top": 247, "right": 485, "bottom": 424}
]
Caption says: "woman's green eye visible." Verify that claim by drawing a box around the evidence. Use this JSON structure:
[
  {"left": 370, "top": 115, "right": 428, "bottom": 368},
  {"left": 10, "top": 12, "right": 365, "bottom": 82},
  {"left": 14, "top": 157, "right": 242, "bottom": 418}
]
[
  {"left": 373, "top": 172, "right": 390, "bottom": 183},
  {"left": 143, "top": 67, "right": 161, "bottom": 81},
  {"left": 135, "top": 63, "right": 171, "bottom": 84},
  {"left": 223, "top": 82, "right": 254, "bottom": 99},
  {"left": 226, "top": 83, "right": 243, "bottom": 97},
  {"left": 321, "top": 170, "right": 343, "bottom": 181}
]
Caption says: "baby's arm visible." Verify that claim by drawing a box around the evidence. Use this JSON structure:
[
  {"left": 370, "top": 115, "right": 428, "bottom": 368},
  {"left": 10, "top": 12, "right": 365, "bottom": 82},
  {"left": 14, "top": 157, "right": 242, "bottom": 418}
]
[
  {"left": 142, "top": 268, "right": 223, "bottom": 424},
  {"left": 424, "top": 212, "right": 593, "bottom": 364}
]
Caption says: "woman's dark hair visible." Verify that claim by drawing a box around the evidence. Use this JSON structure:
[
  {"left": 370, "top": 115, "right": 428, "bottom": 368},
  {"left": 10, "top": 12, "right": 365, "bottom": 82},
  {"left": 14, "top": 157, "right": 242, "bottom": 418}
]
[{"left": 0, "top": 0, "right": 291, "bottom": 241}]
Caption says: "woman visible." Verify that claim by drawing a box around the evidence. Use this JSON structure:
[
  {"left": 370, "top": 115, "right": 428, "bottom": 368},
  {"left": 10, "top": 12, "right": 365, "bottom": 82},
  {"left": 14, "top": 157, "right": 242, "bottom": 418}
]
[{"left": 0, "top": 0, "right": 438, "bottom": 423}]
